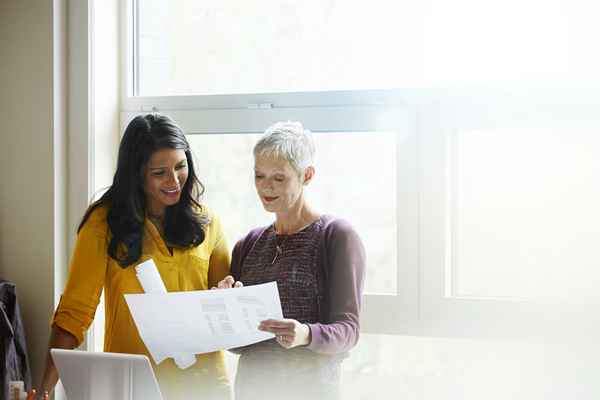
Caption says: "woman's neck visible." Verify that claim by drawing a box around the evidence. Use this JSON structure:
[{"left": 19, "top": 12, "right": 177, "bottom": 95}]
[
  {"left": 147, "top": 202, "right": 165, "bottom": 219},
  {"left": 274, "top": 205, "right": 320, "bottom": 235},
  {"left": 147, "top": 205, "right": 165, "bottom": 232}
]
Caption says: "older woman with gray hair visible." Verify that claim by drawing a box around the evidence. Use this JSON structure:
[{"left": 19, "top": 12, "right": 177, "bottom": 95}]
[{"left": 217, "top": 121, "right": 366, "bottom": 400}]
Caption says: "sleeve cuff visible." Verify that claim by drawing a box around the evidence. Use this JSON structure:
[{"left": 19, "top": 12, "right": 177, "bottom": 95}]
[
  {"left": 306, "top": 323, "right": 324, "bottom": 352},
  {"left": 51, "top": 315, "right": 85, "bottom": 346},
  {"left": 50, "top": 296, "right": 89, "bottom": 346}
]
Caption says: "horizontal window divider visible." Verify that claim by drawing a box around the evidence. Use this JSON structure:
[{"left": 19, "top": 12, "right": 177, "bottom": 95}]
[
  {"left": 120, "top": 106, "right": 407, "bottom": 135},
  {"left": 121, "top": 89, "right": 420, "bottom": 112}
]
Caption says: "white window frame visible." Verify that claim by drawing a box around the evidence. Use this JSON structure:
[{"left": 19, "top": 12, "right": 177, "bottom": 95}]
[
  {"left": 120, "top": 91, "right": 421, "bottom": 336},
  {"left": 417, "top": 89, "right": 600, "bottom": 340},
  {"left": 120, "top": 0, "right": 600, "bottom": 340},
  {"left": 120, "top": 0, "right": 424, "bottom": 336}
]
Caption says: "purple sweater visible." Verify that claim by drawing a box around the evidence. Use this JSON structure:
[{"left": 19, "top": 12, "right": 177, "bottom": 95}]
[{"left": 231, "top": 216, "right": 366, "bottom": 355}]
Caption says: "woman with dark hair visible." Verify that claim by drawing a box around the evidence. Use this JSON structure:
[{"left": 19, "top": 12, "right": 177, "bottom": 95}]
[{"left": 37, "top": 114, "right": 232, "bottom": 399}]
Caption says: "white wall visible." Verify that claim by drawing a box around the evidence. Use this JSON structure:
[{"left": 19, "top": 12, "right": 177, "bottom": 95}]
[
  {"left": 0, "top": 0, "right": 66, "bottom": 386},
  {"left": 0, "top": 0, "right": 119, "bottom": 388}
]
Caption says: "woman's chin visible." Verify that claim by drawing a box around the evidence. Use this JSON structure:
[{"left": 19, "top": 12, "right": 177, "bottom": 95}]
[
  {"left": 261, "top": 203, "right": 278, "bottom": 213},
  {"left": 160, "top": 195, "right": 181, "bottom": 207}
]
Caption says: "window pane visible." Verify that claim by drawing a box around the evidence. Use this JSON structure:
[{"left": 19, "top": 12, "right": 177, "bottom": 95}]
[
  {"left": 137, "top": 0, "right": 423, "bottom": 96},
  {"left": 451, "top": 127, "right": 600, "bottom": 300},
  {"left": 187, "top": 131, "right": 397, "bottom": 294},
  {"left": 137, "top": 0, "right": 599, "bottom": 96}
]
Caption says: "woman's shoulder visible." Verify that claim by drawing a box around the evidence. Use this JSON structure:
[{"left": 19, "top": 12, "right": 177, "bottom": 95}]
[
  {"left": 320, "top": 215, "right": 362, "bottom": 244},
  {"left": 234, "top": 224, "right": 270, "bottom": 249},
  {"left": 83, "top": 203, "right": 110, "bottom": 228},
  {"left": 321, "top": 215, "right": 354, "bottom": 233},
  {"left": 196, "top": 203, "right": 216, "bottom": 219},
  {"left": 77, "top": 203, "right": 110, "bottom": 238},
  {"left": 193, "top": 204, "right": 226, "bottom": 241},
  {"left": 320, "top": 216, "right": 366, "bottom": 267},
  {"left": 193, "top": 204, "right": 221, "bottom": 229}
]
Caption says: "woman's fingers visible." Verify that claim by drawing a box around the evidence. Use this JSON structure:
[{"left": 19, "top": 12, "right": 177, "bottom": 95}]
[
  {"left": 262, "top": 327, "right": 293, "bottom": 336},
  {"left": 275, "top": 334, "right": 293, "bottom": 347},
  {"left": 260, "top": 319, "right": 310, "bottom": 348},
  {"left": 259, "top": 319, "right": 294, "bottom": 330},
  {"left": 259, "top": 319, "right": 296, "bottom": 336},
  {"left": 218, "top": 275, "right": 235, "bottom": 288},
  {"left": 217, "top": 275, "right": 240, "bottom": 289}
]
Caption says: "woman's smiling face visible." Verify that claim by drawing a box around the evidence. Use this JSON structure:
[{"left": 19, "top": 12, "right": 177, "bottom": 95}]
[
  {"left": 254, "top": 154, "right": 305, "bottom": 214},
  {"left": 143, "top": 148, "right": 188, "bottom": 215}
]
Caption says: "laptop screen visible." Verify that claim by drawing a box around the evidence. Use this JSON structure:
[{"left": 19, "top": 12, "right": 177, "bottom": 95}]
[{"left": 50, "top": 349, "right": 163, "bottom": 400}]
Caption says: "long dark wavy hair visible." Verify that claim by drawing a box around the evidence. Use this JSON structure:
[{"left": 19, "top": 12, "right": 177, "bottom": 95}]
[{"left": 79, "top": 113, "right": 208, "bottom": 267}]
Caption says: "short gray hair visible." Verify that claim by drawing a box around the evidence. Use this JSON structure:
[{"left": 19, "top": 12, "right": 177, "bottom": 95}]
[{"left": 253, "top": 121, "right": 315, "bottom": 174}]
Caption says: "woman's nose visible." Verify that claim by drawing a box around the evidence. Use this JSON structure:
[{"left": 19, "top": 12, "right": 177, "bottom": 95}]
[
  {"left": 260, "top": 179, "right": 274, "bottom": 191},
  {"left": 166, "top": 171, "right": 178, "bottom": 186}
]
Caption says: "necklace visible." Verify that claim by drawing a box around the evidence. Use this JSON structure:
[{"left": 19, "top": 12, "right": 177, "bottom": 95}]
[
  {"left": 271, "top": 234, "right": 290, "bottom": 265},
  {"left": 270, "top": 217, "right": 320, "bottom": 264},
  {"left": 270, "top": 220, "right": 315, "bottom": 264}
]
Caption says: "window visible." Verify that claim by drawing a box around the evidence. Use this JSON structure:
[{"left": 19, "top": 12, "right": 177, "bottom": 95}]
[
  {"left": 188, "top": 130, "right": 397, "bottom": 294},
  {"left": 417, "top": 91, "right": 600, "bottom": 338},
  {"left": 449, "top": 126, "right": 600, "bottom": 301},
  {"left": 133, "top": 0, "right": 600, "bottom": 96},
  {"left": 135, "top": 0, "right": 425, "bottom": 95},
  {"left": 114, "top": 1, "right": 600, "bottom": 398},
  {"left": 122, "top": 0, "right": 600, "bottom": 334}
]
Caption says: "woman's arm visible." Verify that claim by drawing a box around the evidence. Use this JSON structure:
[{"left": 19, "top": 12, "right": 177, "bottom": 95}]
[
  {"left": 38, "top": 209, "right": 108, "bottom": 394},
  {"left": 37, "top": 326, "right": 78, "bottom": 396},
  {"left": 306, "top": 219, "right": 366, "bottom": 354},
  {"left": 257, "top": 219, "right": 366, "bottom": 354}
]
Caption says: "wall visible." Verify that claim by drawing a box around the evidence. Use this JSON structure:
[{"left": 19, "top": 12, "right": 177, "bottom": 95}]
[{"left": 0, "top": 0, "right": 65, "bottom": 387}]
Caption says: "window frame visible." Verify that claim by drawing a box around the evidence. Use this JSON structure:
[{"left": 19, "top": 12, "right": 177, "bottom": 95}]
[
  {"left": 120, "top": 0, "right": 418, "bottom": 333},
  {"left": 120, "top": 93, "right": 421, "bottom": 335},
  {"left": 121, "top": 0, "right": 600, "bottom": 340},
  {"left": 417, "top": 89, "right": 600, "bottom": 340},
  {"left": 121, "top": 0, "right": 419, "bottom": 339}
]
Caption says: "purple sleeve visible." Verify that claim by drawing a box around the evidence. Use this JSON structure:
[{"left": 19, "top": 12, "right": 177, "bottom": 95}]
[
  {"left": 230, "top": 239, "right": 244, "bottom": 282},
  {"left": 306, "top": 219, "right": 366, "bottom": 354}
]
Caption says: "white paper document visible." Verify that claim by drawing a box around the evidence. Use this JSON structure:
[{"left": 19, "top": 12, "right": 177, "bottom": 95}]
[
  {"left": 135, "top": 259, "right": 167, "bottom": 294},
  {"left": 135, "top": 259, "right": 195, "bottom": 369},
  {"left": 124, "top": 282, "right": 283, "bottom": 367}
]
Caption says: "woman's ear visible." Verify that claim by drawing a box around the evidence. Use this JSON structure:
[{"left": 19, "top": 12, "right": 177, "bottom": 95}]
[{"left": 303, "top": 166, "right": 315, "bottom": 185}]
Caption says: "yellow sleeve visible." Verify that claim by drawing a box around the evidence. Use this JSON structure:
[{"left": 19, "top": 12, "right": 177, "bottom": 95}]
[
  {"left": 52, "top": 211, "right": 108, "bottom": 345},
  {"left": 207, "top": 212, "right": 231, "bottom": 289}
]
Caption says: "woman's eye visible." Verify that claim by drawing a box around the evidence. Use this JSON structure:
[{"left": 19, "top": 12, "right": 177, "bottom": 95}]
[
  {"left": 152, "top": 171, "right": 164, "bottom": 176},
  {"left": 255, "top": 175, "right": 264, "bottom": 179},
  {"left": 176, "top": 164, "right": 187, "bottom": 170}
]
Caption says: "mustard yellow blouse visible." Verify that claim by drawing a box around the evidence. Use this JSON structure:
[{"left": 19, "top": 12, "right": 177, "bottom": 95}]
[{"left": 52, "top": 205, "right": 232, "bottom": 399}]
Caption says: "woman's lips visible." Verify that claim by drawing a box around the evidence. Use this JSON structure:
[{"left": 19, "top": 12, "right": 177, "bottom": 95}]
[
  {"left": 161, "top": 188, "right": 181, "bottom": 198},
  {"left": 263, "top": 196, "right": 278, "bottom": 203}
]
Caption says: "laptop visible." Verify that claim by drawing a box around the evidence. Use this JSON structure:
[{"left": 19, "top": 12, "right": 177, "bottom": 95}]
[{"left": 50, "top": 349, "right": 163, "bottom": 400}]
